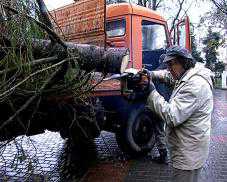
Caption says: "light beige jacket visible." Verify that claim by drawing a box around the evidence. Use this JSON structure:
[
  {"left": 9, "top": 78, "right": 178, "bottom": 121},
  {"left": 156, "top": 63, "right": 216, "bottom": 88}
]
[{"left": 147, "top": 63, "right": 213, "bottom": 170}]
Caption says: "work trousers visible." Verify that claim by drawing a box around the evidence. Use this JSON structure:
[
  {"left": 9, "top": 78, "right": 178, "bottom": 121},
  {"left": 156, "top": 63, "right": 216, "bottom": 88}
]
[
  {"left": 154, "top": 117, "right": 166, "bottom": 150},
  {"left": 153, "top": 81, "right": 171, "bottom": 151},
  {"left": 172, "top": 167, "right": 202, "bottom": 182}
]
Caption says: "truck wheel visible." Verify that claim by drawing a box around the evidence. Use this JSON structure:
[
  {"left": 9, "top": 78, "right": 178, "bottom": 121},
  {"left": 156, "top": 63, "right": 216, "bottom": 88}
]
[{"left": 116, "top": 107, "right": 155, "bottom": 158}]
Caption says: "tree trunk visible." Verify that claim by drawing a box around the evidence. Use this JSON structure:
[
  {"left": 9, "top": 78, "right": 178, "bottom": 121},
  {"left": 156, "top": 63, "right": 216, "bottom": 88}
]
[{"left": 32, "top": 39, "right": 129, "bottom": 74}]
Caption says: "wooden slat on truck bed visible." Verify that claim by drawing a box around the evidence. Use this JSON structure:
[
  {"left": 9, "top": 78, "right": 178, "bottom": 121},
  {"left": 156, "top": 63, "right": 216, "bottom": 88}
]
[{"left": 50, "top": 0, "right": 105, "bottom": 46}]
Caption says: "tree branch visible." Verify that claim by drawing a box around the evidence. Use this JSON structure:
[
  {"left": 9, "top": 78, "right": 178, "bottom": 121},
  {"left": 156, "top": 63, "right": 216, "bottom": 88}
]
[
  {"left": 156, "top": 0, "right": 163, "bottom": 10},
  {"left": 36, "top": 0, "right": 53, "bottom": 29},
  {"left": 180, "top": 0, "right": 194, "bottom": 20},
  {"left": 0, "top": 59, "right": 68, "bottom": 99},
  {"left": 0, "top": 61, "right": 67, "bottom": 131},
  {"left": 2, "top": 5, "right": 67, "bottom": 49},
  {"left": 170, "top": 0, "right": 185, "bottom": 33},
  {"left": 211, "top": 0, "right": 227, "bottom": 15},
  {"left": 0, "top": 56, "right": 59, "bottom": 76}
]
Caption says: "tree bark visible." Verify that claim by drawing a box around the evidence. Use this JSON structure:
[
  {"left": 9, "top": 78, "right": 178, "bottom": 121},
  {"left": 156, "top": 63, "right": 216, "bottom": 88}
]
[{"left": 31, "top": 39, "right": 129, "bottom": 74}]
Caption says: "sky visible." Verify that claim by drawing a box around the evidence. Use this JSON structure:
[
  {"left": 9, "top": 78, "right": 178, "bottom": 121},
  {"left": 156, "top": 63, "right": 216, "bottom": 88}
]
[{"left": 44, "top": 0, "right": 74, "bottom": 10}]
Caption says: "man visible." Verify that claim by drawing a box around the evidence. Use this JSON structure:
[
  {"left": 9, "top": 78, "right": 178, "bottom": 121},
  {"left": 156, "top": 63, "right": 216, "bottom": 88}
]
[{"left": 146, "top": 46, "right": 213, "bottom": 182}]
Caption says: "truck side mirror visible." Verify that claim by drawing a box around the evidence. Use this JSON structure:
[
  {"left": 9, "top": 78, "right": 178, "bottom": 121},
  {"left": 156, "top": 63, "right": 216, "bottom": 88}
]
[{"left": 176, "top": 16, "right": 191, "bottom": 51}]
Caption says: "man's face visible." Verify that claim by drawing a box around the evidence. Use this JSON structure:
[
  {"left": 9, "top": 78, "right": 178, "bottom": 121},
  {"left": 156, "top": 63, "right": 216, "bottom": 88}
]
[{"left": 166, "top": 59, "right": 185, "bottom": 80}]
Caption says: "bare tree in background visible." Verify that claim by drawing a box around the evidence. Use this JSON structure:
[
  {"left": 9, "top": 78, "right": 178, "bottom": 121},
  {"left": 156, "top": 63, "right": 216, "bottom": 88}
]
[
  {"left": 210, "top": 0, "right": 227, "bottom": 15},
  {"left": 106, "top": 0, "right": 164, "bottom": 10},
  {"left": 200, "top": 0, "right": 227, "bottom": 52},
  {"left": 169, "top": 0, "right": 186, "bottom": 33},
  {"left": 151, "top": 0, "right": 163, "bottom": 10},
  {"left": 137, "top": 0, "right": 163, "bottom": 10},
  {"left": 200, "top": 0, "right": 227, "bottom": 32}
]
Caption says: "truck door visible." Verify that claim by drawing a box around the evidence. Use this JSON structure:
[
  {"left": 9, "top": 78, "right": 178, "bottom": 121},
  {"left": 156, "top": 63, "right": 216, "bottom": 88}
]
[
  {"left": 176, "top": 16, "right": 191, "bottom": 51},
  {"left": 141, "top": 20, "right": 168, "bottom": 71},
  {"left": 171, "top": 16, "right": 191, "bottom": 51},
  {"left": 141, "top": 20, "right": 171, "bottom": 100}
]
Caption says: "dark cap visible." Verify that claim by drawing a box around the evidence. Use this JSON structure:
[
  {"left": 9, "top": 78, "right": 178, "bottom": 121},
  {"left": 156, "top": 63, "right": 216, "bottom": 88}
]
[
  {"left": 163, "top": 55, "right": 178, "bottom": 63},
  {"left": 163, "top": 46, "right": 194, "bottom": 63}
]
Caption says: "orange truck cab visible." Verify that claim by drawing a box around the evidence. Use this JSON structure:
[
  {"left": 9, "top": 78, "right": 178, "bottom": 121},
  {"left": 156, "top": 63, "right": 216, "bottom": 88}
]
[
  {"left": 106, "top": 3, "right": 171, "bottom": 71},
  {"left": 51, "top": 2, "right": 191, "bottom": 157}
]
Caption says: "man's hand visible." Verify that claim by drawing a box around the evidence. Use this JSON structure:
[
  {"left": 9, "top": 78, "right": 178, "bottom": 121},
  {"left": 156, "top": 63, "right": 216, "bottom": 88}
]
[
  {"left": 140, "top": 69, "right": 156, "bottom": 92},
  {"left": 141, "top": 69, "right": 155, "bottom": 80},
  {"left": 125, "top": 69, "right": 156, "bottom": 102}
]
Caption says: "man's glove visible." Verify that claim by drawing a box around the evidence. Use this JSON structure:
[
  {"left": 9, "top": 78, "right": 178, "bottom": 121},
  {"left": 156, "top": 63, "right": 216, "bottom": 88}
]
[
  {"left": 126, "top": 72, "right": 156, "bottom": 102},
  {"left": 140, "top": 69, "right": 156, "bottom": 93},
  {"left": 141, "top": 69, "right": 156, "bottom": 80}
]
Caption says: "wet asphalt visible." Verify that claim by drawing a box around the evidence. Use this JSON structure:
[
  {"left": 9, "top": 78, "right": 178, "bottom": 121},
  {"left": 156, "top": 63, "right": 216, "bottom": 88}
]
[{"left": 0, "top": 89, "right": 227, "bottom": 182}]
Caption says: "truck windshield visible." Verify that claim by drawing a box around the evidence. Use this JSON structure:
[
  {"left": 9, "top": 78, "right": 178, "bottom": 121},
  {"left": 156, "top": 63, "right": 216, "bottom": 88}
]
[
  {"left": 106, "top": 19, "right": 126, "bottom": 37},
  {"left": 142, "top": 20, "right": 167, "bottom": 50}
]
